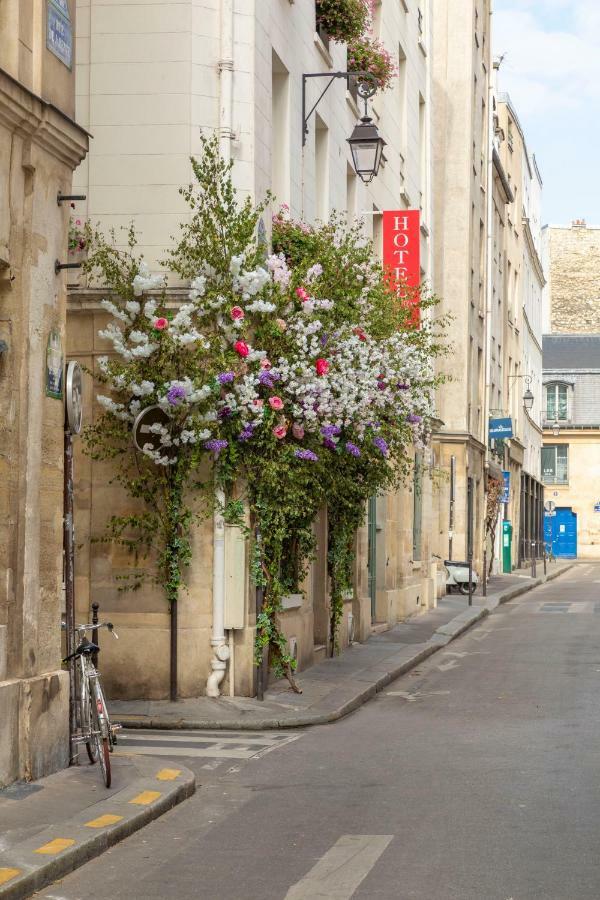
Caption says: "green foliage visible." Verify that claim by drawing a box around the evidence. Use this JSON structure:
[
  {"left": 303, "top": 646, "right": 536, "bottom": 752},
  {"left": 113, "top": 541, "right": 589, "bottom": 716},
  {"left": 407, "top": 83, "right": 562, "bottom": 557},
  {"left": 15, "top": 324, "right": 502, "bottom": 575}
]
[{"left": 315, "top": 0, "right": 369, "bottom": 43}]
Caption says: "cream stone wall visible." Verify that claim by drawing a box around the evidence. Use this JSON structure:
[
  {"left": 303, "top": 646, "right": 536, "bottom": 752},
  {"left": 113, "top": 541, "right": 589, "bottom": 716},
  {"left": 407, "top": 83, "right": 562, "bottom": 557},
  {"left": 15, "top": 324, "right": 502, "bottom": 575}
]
[
  {"left": 548, "top": 223, "right": 600, "bottom": 334},
  {"left": 542, "top": 430, "right": 600, "bottom": 559},
  {"left": 431, "top": 0, "right": 491, "bottom": 573},
  {"left": 0, "top": 7, "right": 88, "bottom": 785}
]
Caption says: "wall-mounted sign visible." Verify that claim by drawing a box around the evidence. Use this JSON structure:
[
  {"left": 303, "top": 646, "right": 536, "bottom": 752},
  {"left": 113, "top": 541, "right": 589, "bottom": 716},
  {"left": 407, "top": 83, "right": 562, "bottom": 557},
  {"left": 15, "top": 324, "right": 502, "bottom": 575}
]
[
  {"left": 502, "top": 471, "right": 510, "bottom": 505},
  {"left": 594, "top": 502, "right": 600, "bottom": 513},
  {"left": 65, "top": 361, "right": 83, "bottom": 434},
  {"left": 489, "top": 417, "right": 513, "bottom": 439},
  {"left": 45, "top": 329, "right": 64, "bottom": 400},
  {"left": 382, "top": 210, "right": 421, "bottom": 323},
  {"left": 47, "top": 0, "right": 73, "bottom": 69}
]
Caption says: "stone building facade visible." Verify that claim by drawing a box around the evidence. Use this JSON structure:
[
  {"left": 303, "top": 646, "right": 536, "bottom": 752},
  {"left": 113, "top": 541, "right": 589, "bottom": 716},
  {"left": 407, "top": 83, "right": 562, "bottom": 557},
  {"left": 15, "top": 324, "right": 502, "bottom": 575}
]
[
  {"left": 0, "top": 1, "right": 88, "bottom": 786},
  {"left": 542, "top": 335, "right": 600, "bottom": 560},
  {"left": 431, "top": 0, "right": 492, "bottom": 572},
  {"left": 68, "top": 0, "right": 439, "bottom": 701},
  {"left": 546, "top": 222, "right": 600, "bottom": 334}
]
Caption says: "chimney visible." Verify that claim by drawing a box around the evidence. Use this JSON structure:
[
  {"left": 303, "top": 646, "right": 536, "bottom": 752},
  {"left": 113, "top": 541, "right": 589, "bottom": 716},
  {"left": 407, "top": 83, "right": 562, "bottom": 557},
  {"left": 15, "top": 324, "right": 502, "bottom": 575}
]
[{"left": 572, "top": 219, "right": 587, "bottom": 228}]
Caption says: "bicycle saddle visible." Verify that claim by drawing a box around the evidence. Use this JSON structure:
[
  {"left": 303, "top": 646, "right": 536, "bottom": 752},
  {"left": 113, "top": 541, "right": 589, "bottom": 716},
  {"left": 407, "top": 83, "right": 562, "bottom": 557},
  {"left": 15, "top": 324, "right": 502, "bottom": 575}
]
[{"left": 63, "top": 639, "right": 100, "bottom": 663}]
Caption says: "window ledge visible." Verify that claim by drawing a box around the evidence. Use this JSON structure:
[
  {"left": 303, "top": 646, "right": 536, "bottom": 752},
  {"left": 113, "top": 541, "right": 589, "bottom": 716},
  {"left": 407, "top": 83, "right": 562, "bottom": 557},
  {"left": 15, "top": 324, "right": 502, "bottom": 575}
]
[{"left": 313, "top": 32, "right": 333, "bottom": 68}]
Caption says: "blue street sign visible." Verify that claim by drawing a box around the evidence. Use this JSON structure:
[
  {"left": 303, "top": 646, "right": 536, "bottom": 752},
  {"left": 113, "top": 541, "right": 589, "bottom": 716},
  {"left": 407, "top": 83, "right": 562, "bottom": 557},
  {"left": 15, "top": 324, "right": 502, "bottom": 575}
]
[
  {"left": 47, "top": 0, "right": 72, "bottom": 69},
  {"left": 489, "top": 417, "right": 513, "bottom": 439},
  {"left": 502, "top": 471, "right": 510, "bottom": 505}
]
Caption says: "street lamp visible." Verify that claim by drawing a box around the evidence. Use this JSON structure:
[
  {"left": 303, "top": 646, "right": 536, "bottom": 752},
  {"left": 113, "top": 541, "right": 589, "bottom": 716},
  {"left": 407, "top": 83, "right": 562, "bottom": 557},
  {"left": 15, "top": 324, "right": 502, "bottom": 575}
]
[
  {"left": 552, "top": 420, "right": 560, "bottom": 437},
  {"left": 302, "top": 72, "right": 385, "bottom": 183},
  {"left": 523, "top": 387, "right": 534, "bottom": 411}
]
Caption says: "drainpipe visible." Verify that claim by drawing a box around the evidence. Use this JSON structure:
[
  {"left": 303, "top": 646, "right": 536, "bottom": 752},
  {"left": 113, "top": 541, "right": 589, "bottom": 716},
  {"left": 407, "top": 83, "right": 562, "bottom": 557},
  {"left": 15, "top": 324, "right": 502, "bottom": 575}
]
[{"left": 206, "top": 0, "right": 234, "bottom": 698}]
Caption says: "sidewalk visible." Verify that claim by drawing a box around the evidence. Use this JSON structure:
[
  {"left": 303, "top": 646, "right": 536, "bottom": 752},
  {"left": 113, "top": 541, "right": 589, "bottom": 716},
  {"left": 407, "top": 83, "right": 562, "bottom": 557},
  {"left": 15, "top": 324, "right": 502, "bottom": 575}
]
[
  {"left": 110, "top": 560, "right": 573, "bottom": 732},
  {"left": 0, "top": 753, "right": 194, "bottom": 899}
]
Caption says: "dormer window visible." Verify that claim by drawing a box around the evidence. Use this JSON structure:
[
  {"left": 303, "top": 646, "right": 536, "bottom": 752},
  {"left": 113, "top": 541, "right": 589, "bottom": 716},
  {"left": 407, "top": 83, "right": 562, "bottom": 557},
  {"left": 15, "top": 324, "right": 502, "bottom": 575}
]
[{"left": 546, "top": 383, "right": 568, "bottom": 421}]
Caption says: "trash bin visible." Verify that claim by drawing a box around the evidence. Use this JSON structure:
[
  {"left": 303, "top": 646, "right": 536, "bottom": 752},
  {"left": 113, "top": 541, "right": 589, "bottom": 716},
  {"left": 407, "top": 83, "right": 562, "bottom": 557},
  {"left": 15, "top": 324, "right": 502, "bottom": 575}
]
[{"left": 502, "top": 520, "right": 512, "bottom": 573}]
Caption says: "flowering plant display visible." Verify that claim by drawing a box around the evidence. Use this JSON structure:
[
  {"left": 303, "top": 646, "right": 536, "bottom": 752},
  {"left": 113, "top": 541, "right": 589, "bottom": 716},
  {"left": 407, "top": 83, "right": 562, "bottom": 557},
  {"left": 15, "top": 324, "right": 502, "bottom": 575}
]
[
  {"left": 315, "top": 0, "right": 370, "bottom": 43},
  {"left": 68, "top": 216, "right": 87, "bottom": 253},
  {"left": 347, "top": 35, "right": 398, "bottom": 91},
  {"left": 84, "top": 136, "right": 447, "bottom": 685}
]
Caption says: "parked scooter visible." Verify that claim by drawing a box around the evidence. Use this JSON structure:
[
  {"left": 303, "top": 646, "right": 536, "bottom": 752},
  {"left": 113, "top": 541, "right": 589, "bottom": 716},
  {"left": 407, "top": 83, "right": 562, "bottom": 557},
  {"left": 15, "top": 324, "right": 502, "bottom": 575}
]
[{"left": 443, "top": 560, "right": 479, "bottom": 596}]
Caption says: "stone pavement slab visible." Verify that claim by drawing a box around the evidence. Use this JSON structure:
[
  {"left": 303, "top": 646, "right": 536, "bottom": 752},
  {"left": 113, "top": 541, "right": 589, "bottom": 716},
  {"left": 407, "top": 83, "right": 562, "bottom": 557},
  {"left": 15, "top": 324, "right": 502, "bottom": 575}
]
[
  {"left": 0, "top": 753, "right": 194, "bottom": 899},
  {"left": 110, "top": 561, "right": 573, "bottom": 733}
]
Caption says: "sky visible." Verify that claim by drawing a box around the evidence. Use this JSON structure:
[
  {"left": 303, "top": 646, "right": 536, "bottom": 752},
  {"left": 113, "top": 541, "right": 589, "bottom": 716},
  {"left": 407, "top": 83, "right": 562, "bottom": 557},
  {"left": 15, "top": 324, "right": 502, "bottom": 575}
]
[{"left": 494, "top": 0, "right": 600, "bottom": 226}]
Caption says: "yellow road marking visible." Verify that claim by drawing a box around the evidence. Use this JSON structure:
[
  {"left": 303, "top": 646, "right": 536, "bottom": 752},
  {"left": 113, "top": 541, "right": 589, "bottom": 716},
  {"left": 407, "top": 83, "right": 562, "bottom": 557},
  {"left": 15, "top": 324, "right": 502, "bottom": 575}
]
[
  {"left": 85, "top": 814, "right": 124, "bottom": 828},
  {"left": 129, "top": 790, "right": 161, "bottom": 805},
  {"left": 35, "top": 838, "right": 75, "bottom": 855},
  {"left": 0, "top": 869, "right": 21, "bottom": 886},
  {"left": 156, "top": 768, "right": 181, "bottom": 781}
]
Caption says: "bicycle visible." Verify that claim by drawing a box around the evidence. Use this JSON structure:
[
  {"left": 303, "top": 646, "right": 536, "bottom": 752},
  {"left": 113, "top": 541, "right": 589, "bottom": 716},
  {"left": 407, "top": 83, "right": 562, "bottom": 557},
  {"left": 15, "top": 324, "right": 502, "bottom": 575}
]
[{"left": 63, "top": 620, "right": 121, "bottom": 787}]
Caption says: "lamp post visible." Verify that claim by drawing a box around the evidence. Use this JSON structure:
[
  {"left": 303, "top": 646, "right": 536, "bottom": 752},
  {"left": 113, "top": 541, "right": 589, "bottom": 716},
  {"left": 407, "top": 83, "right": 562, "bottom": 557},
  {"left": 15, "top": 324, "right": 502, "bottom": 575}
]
[{"left": 302, "top": 72, "right": 385, "bottom": 183}]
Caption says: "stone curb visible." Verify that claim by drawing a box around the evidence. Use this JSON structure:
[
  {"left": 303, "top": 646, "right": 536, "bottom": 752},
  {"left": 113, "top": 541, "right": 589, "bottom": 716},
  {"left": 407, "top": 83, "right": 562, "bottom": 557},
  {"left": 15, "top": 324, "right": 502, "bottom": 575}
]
[
  {"left": 115, "top": 563, "right": 574, "bottom": 734},
  {"left": 0, "top": 761, "right": 195, "bottom": 900}
]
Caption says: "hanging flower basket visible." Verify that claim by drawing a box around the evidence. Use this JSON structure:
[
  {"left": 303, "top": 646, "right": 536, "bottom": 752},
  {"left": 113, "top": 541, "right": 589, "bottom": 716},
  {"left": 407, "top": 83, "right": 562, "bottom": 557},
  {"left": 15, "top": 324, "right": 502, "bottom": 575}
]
[
  {"left": 315, "top": 0, "right": 370, "bottom": 44},
  {"left": 348, "top": 35, "right": 397, "bottom": 91}
]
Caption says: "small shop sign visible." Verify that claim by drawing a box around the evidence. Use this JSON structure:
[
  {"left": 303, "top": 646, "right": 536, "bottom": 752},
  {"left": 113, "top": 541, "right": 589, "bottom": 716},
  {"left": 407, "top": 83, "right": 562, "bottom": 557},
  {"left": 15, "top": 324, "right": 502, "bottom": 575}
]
[{"left": 489, "top": 417, "right": 513, "bottom": 439}]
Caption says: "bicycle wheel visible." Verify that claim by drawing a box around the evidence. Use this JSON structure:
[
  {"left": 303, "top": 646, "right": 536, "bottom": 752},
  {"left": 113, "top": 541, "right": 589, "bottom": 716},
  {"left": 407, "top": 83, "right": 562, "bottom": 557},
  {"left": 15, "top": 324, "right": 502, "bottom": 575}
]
[{"left": 90, "top": 694, "right": 111, "bottom": 788}]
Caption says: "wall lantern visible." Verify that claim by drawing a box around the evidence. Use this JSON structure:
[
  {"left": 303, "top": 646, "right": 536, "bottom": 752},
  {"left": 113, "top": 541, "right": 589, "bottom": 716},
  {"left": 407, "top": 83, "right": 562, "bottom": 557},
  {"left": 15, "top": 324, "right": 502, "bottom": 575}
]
[
  {"left": 552, "top": 420, "right": 560, "bottom": 437},
  {"left": 302, "top": 72, "right": 384, "bottom": 182},
  {"left": 523, "top": 386, "right": 534, "bottom": 411}
]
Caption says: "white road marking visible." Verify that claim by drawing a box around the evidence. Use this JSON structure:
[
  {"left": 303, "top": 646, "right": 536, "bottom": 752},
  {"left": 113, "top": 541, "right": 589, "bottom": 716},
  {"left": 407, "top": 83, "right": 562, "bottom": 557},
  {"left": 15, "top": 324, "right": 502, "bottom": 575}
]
[
  {"left": 284, "top": 835, "right": 393, "bottom": 899},
  {"left": 443, "top": 650, "right": 490, "bottom": 658},
  {"left": 384, "top": 690, "right": 450, "bottom": 701},
  {"left": 437, "top": 659, "right": 460, "bottom": 672},
  {"left": 116, "top": 729, "right": 300, "bottom": 760}
]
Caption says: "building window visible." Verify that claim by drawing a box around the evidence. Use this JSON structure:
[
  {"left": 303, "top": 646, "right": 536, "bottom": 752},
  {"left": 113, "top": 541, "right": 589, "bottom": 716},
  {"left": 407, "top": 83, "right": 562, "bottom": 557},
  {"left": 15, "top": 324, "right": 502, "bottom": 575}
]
[
  {"left": 546, "top": 383, "right": 568, "bottom": 421},
  {"left": 412, "top": 453, "right": 423, "bottom": 561},
  {"left": 541, "top": 445, "right": 568, "bottom": 485}
]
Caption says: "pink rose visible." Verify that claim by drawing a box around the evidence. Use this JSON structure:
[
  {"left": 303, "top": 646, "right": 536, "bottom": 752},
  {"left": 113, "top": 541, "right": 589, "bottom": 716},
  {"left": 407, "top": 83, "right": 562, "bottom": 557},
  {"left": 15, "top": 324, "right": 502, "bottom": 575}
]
[
  {"left": 230, "top": 306, "right": 245, "bottom": 320},
  {"left": 273, "top": 424, "right": 287, "bottom": 440},
  {"left": 269, "top": 396, "right": 283, "bottom": 411},
  {"left": 154, "top": 317, "right": 169, "bottom": 330},
  {"left": 315, "top": 358, "right": 330, "bottom": 376},
  {"left": 296, "top": 286, "right": 309, "bottom": 302},
  {"left": 276, "top": 318, "right": 287, "bottom": 331},
  {"left": 253, "top": 398, "right": 264, "bottom": 409},
  {"left": 260, "top": 358, "right": 272, "bottom": 369},
  {"left": 234, "top": 340, "right": 249, "bottom": 357},
  {"left": 292, "top": 423, "right": 305, "bottom": 440}
]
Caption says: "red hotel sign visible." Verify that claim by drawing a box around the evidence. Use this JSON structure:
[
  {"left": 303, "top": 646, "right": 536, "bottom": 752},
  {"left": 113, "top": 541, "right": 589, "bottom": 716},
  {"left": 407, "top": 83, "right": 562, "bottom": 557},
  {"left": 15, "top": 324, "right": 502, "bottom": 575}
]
[{"left": 382, "top": 209, "right": 421, "bottom": 290}]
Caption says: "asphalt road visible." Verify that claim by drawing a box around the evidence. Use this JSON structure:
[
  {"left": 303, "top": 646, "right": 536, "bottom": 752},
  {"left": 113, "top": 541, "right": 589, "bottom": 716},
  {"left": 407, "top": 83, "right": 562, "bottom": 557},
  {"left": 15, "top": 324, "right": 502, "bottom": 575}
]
[{"left": 38, "top": 563, "right": 600, "bottom": 900}]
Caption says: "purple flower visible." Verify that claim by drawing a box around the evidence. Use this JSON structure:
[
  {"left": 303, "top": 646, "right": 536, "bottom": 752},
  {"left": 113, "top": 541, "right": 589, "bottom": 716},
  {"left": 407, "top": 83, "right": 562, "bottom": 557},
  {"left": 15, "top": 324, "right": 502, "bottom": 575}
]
[
  {"left": 218, "top": 371, "right": 235, "bottom": 384},
  {"left": 373, "top": 436, "right": 389, "bottom": 457},
  {"left": 397, "top": 382, "right": 410, "bottom": 390},
  {"left": 258, "top": 369, "right": 280, "bottom": 388},
  {"left": 204, "top": 439, "right": 228, "bottom": 455},
  {"left": 345, "top": 442, "right": 361, "bottom": 457},
  {"left": 320, "top": 333, "right": 329, "bottom": 347},
  {"left": 217, "top": 406, "right": 232, "bottom": 419},
  {"left": 167, "top": 385, "right": 187, "bottom": 406},
  {"left": 295, "top": 449, "right": 319, "bottom": 462},
  {"left": 322, "top": 438, "right": 337, "bottom": 450},
  {"left": 407, "top": 414, "right": 422, "bottom": 424},
  {"left": 321, "top": 425, "right": 341, "bottom": 438},
  {"left": 238, "top": 424, "right": 254, "bottom": 442},
  {"left": 377, "top": 381, "right": 386, "bottom": 391}
]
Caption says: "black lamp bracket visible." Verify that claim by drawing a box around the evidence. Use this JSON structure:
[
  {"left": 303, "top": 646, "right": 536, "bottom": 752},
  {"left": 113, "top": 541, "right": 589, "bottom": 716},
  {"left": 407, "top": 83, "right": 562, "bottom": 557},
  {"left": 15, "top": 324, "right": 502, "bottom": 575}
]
[
  {"left": 302, "top": 71, "right": 377, "bottom": 146},
  {"left": 55, "top": 260, "right": 83, "bottom": 275},
  {"left": 57, "top": 193, "right": 87, "bottom": 205}
]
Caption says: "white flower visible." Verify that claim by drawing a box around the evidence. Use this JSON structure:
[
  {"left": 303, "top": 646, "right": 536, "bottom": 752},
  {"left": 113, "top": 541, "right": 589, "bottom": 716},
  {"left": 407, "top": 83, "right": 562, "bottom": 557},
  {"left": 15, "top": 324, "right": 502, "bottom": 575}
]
[
  {"left": 132, "top": 261, "right": 165, "bottom": 297},
  {"left": 305, "top": 263, "right": 323, "bottom": 283},
  {"left": 189, "top": 275, "right": 207, "bottom": 300}
]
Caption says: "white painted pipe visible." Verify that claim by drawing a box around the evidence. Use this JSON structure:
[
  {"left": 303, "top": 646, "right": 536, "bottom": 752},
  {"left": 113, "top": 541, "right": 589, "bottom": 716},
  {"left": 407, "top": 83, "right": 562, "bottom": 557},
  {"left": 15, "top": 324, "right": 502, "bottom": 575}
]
[
  {"left": 206, "top": 489, "right": 229, "bottom": 697},
  {"left": 206, "top": 0, "right": 234, "bottom": 698}
]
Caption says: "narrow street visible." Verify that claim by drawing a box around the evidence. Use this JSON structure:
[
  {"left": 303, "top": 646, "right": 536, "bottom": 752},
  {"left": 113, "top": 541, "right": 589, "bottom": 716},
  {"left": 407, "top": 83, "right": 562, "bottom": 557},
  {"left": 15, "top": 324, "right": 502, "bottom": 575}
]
[{"left": 38, "top": 565, "right": 600, "bottom": 900}]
